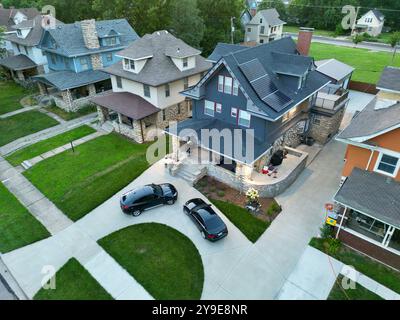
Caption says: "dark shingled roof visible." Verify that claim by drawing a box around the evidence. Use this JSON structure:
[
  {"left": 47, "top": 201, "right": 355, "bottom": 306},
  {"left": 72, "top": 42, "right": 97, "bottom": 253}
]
[
  {"left": 0, "top": 7, "right": 40, "bottom": 31},
  {"left": 335, "top": 168, "right": 400, "bottom": 228},
  {"left": 91, "top": 92, "right": 160, "bottom": 120},
  {"left": 248, "top": 9, "right": 285, "bottom": 26},
  {"left": 33, "top": 70, "right": 110, "bottom": 90},
  {"left": 6, "top": 15, "right": 63, "bottom": 47},
  {"left": 41, "top": 19, "right": 139, "bottom": 57},
  {"left": 377, "top": 66, "right": 400, "bottom": 92},
  {"left": 0, "top": 54, "right": 37, "bottom": 70},
  {"left": 315, "top": 59, "right": 354, "bottom": 82},
  {"left": 371, "top": 9, "right": 385, "bottom": 22},
  {"left": 207, "top": 43, "right": 248, "bottom": 63},
  {"left": 337, "top": 98, "right": 400, "bottom": 141},
  {"left": 105, "top": 30, "right": 212, "bottom": 87}
]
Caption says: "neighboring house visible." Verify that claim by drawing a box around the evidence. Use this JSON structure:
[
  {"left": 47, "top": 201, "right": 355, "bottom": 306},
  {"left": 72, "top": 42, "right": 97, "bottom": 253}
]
[
  {"left": 244, "top": 9, "right": 286, "bottom": 44},
  {"left": 0, "top": 5, "right": 40, "bottom": 52},
  {"left": 376, "top": 66, "right": 400, "bottom": 100},
  {"left": 335, "top": 98, "right": 400, "bottom": 270},
  {"left": 91, "top": 30, "right": 212, "bottom": 143},
  {"left": 165, "top": 30, "right": 348, "bottom": 196},
  {"left": 33, "top": 19, "right": 139, "bottom": 112},
  {"left": 0, "top": 15, "right": 61, "bottom": 85},
  {"left": 352, "top": 9, "right": 385, "bottom": 37}
]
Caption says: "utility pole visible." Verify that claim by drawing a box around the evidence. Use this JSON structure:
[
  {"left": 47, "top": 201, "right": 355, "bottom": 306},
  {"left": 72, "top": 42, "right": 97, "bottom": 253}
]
[
  {"left": 351, "top": 6, "right": 361, "bottom": 36},
  {"left": 231, "top": 17, "right": 236, "bottom": 44}
]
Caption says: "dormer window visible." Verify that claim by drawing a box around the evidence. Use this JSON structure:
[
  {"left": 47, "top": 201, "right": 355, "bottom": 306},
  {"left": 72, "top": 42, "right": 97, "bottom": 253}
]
[
  {"left": 104, "top": 37, "right": 117, "bottom": 46},
  {"left": 183, "top": 57, "right": 188, "bottom": 68},
  {"left": 17, "top": 29, "right": 22, "bottom": 37},
  {"left": 123, "top": 58, "right": 135, "bottom": 72}
]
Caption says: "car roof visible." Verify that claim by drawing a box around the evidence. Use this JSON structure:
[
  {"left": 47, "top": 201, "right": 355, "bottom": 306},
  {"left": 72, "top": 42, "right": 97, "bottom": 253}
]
[{"left": 125, "top": 186, "right": 154, "bottom": 201}]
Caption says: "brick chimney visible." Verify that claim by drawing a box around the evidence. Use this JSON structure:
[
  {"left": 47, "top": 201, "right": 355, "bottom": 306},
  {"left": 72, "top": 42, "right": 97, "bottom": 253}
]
[
  {"left": 80, "top": 19, "right": 100, "bottom": 49},
  {"left": 297, "top": 27, "right": 314, "bottom": 56}
]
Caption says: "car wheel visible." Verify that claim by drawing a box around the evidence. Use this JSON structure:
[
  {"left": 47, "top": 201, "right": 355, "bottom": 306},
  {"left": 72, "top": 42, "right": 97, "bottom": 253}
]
[
  {"left": 201, "top": 231, "right": 206, "bottom": 239},
  {"left": 131, "top": 209, "right": 142, "bottom": 217},
  {"left": 167, "top": 199, "right": 175, "bottom": 205}
]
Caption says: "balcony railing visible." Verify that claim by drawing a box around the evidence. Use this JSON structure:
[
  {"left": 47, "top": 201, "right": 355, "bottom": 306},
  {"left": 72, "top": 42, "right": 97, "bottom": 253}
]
[{"left": 314, "top": 88, "right": 349, "bottom": 111}]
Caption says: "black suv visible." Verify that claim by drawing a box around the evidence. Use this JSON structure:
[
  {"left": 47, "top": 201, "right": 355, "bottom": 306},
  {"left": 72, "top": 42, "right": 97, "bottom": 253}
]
[
  {"left": 120, "top": 183, "right": 178, "bottom": 216},
  {"left": 183, "top": 198, "right": 228, "bottom": 242}
]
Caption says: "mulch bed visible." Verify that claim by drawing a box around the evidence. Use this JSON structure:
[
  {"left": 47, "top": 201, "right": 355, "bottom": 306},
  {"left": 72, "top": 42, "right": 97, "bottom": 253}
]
[{"left": 195, "top": 176, "right": 281, "bottom": 223}]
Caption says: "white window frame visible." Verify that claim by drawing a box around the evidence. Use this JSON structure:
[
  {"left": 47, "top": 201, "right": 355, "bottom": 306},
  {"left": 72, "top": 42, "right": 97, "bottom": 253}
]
[
  {"left": 204, "top": 100, "right": 215, "bottom": 117},
  {"left": 231, "top": 107, "right": 238, "bottom": 118},
  {"left": 224, "top": 76, "right": 233, "bottom": 94},
  {"left": 238, "top": 110, "right": 251, "bottom": 128},
  {"left": 183, "top": 77, "right": 189, "bottom": 90},
  {"left": 218, "top": 75, "right": 224, "bottom": 92},
  {"left": 165, "top": 83, "right": 170, "bottom": 97},
  {"left": 106, "top": 53, "right": 113, "bottom": 62},
  {"left": 123, "top": 58, "right": 135, "bottom": 71},
  {"left": 216, "top": 103, "right": 222, "bottom": 113},
  {"left": 116, "top": 76, "right": 122, "bottom": 89},
  {"left": 80, "top": 57, "right": 89, "bottom": 71},
  {"left": 233, "top": 80, "right": 239, "bottom": 96},
  {"left": 374, "top": 151, "right": 400, "bottom": 178},
  {"left": 143, "top": 84, "right": 151, "bottom": 98},
  {"left": 183, "top": 57, "right": 188, "bottom": 68}
]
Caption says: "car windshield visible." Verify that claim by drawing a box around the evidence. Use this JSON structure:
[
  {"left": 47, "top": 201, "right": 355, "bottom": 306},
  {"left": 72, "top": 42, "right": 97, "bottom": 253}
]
[{"left": 151, "top": 184, "right": 163, "bottom": 196}]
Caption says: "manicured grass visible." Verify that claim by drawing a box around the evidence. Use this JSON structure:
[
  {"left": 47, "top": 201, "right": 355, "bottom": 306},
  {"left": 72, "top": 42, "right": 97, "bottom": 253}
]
[
  {"left": 310, "top": 43, "right": 400, "bottom": 84},
  {"left": 34, "top": 258, "right": 113, "bottom": 300},
  {"left": 99, "top": 223, "right": 204, "bottom": 300},
  {"left": 328, "top": 275, "right": 383, "bottom": 300},
  {"left": 0, "top": 81, "right": 32, "bottom": 115},
  {"left": 310, "top": 238, "right": 400, "bottom": 294},
  {"left": 210, "top": 199, "right": 269, "bottom": 243},
  {"left": 45, "top": 104, "right": 96, "bottom": 121},
  {"left": 0, "top": 111, "right": 59, "bottom": 146},
  {"left": 0, "top": 182, "right": 50, "bottom": 253},
  {"left": 23, "top": 133, "right": 151, "bottom": 221},
  {"left": 284, "top": 25, "right": 336, "bottom": 37},
  {"left": 6, "top": 125, "right": 96, "bottom": 166}
]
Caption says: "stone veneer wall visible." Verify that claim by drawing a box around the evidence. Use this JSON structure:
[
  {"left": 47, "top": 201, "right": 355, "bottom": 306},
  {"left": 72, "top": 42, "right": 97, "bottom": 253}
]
[
  {"left": 156, "top": 101, "right": 190, "bottom": 129},
  {"left": 81, "top": 19, "right": 100, "bottom": 49},
  {"left": 90, "top": 54, "right": 103, "bottom": 70},
  {"left": 55, "top": 86, "right": 108, "bottom": 112},
  {"left": 309, "top": 109, "right": 345, "bottom": 145}
]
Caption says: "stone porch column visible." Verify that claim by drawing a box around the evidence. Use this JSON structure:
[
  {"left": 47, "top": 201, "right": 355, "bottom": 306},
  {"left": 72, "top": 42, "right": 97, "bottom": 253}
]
[
  {"left": 16, "top": 70, "right": 25, "bottom": 81},
  {"left": 96, "top": 106, "right": 108, "bottom": 122},
  {"left": 88, "top": 84, "right": 97, "bottom": 96},
  {"left": 38, "top": 82, "right": 47, "bottom": 95},
  {"left": 172, "top": 136, "right": 180, "bottom": 161},
  {"left": 61, "top": 89, "right": 74, "bottom": 111},
  {"left": 132, "top": 120, "right": 145, "bottom": 144}
]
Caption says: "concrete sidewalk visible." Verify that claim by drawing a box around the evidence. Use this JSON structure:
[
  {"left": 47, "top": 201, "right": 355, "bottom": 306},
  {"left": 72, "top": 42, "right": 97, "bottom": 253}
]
[
  {"left": 0, "top": 113, "right": 97, "bottom": 156},
  {"left": 0, "top": 105, "right": 42, "bottom": 119},
  {"left": 277, "top": 246, "right": 400, "bottom": 300},
  {"left": 0, "top": 157, "right": 73, "bottom": 235}
]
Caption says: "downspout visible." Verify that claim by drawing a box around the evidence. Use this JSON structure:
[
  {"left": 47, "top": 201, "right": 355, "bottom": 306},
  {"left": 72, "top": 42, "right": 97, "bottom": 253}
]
[{"left": 366, "top": 149, "right": 375, "bottom": 171}]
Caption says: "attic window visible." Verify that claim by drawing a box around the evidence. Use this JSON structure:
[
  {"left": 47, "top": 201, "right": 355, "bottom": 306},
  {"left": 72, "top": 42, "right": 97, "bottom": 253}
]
[
  {"left": 17, "top": 29, "right": 22, "bottom": 36},
  {"left": 183, "top": 57, "right": 188, "bottom": 68},
  {"left": 104, "top": 37, "right": 117, "bottom": 46}
]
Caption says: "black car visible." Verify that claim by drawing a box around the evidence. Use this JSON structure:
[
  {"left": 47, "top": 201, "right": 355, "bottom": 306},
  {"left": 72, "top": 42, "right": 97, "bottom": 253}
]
[
  {"left": 120, "top": 183, "right": 178, "bottom": 216},
  {"left": 183, "top": 198, "right": 228, "bottom": 242}
]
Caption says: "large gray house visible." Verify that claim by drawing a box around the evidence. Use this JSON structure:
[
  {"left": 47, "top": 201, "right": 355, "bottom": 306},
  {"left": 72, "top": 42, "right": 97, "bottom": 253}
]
[{"left": 166, "top": 31, "right": 351, "bottom": 195}]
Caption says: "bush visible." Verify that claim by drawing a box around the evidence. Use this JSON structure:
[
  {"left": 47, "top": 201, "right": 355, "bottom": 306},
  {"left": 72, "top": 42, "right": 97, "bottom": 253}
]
[
  {"left": 266, "top": 201, "right": 281, "bottom": 216},
  {"left": 320, "top": 224, "right": 334, "bottom": 239},
  {"left": 324, "top": 238, "right": 342, "bottom": 255},
  {"left": 197, "top": 180, "right": 207, "bottom": 188},
  {"left": 216, "top": 190, "right": 225, "bottom": 198},
  {"left": 209, "top": 186, "right": 216, "bottom": 193}
]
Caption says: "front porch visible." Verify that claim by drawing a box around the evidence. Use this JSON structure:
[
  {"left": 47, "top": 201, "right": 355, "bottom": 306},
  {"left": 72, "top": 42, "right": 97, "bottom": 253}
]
[
  {"left": 34, "top": 70, "right": 112, "bottom": 112},
  {"left": 0, "top": 54, "right": 41, "bottom": 87}
]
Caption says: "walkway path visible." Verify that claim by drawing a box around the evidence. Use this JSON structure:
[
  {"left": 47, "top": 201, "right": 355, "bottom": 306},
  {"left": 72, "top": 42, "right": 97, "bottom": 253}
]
[
  {"left": 277, "top": 246, "right": 400, "bottom": 300},
  {"left": 0, "top": 105, "right": 42, "bottom": 119},
  {"left": 0, "top": 156, "right": 73, "bottom": 235},
  {"left": 0, "top": 113, "right": 97, "bottom": 156},
  {"left": 22, "top": 130, "right": 106, "bottom": 169}
]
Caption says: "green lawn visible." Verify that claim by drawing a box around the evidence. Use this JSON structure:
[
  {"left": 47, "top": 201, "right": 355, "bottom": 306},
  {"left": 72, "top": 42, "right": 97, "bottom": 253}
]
[
  {"left": 0, "top": 81, "right": 32, "bottom": 115},
  {"left": 23, "top": 133, "right": 151, "bottom": 221},
  {"left": 284, "top": 25, "right": 336, "bottom": 37},
  {"left": 6, "top": 125, "right": 96, "bottom": 166},
  {"left": 45, "top": 104, "right": 97, "bottom": 121},
  {"left": 310, "top": 42, "right": 400, "bottom": 84},
  {"left": 34, "top": 258, "right": 113, "bottom": 300},
  {"left": 0, "top": 111, "right": 59, "bottom": 147},
  {"left": 210, "top": 199, "right": 269, "bottom": 243},
  {"left": 0, "top": 182, "right": 50, "bottom": 253},
  {"left": 99, "top": 223, "right": 204, "bottom": 300},
  {"left": 310, "top": 238, "right": 400, "bottom": 294},
  {"left": 328, "top": 275, "right": 383, "bottom": 300}
]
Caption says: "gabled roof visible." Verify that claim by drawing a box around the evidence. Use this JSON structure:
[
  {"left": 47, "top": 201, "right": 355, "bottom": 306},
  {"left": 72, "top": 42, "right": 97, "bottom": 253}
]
[
  {"left": 207, "top": 43, "right": 248, "bottom": 63},
  {"left": 377, "top": 66, "right": 400, "bottom": 92},
  {"left": 315, "top": 59, "right": 354, "bottom": 82},
  {"left": 0, "top": 54, "right": 37, "bottom": 70},
  {"left": 104, "top": 30, "right": 212, "bottom": 87},
  {"left": 6, "top": 15, "right": 63, "bottom": 47},
  {"left": 337, "top": 97, "right": 400, "bottom": 142},
  {"left": 371, "top": 9, "right": 385, "bottom": 22},
  {"left": 0, "top": 7, "right": 40, "bottom": 31},
  {"left": 248, "top": 9, "right": 285, "bottom": 26},
  {"left": 186, "top": 37, "right": 331, "bottom": 121},
  {"left": 334, "top": 168, "right": 400, "bottom": 229},
  {"left": 40, "top": 19, "right": 139, "bottom": 57},
  {"left": 33, "top": 70, "right": 110, "bottom": 90}
]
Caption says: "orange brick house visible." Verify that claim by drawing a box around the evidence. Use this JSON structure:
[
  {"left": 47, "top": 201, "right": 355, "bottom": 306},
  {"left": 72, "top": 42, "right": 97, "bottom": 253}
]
[{"left": 334, "top": 96, "right": 400, "bottom": 269}]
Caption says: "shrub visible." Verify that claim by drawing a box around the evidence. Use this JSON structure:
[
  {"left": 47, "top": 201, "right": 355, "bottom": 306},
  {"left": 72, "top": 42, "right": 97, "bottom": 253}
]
[
  {"left": 197, "top": 179, "right": 207, "bottom": 188},
  {"left": 320, "top": 224, "right": 334, "bottom": 239},
  {"left": 209, "top": 186, "right": 217, "bottom": 193},
  {"left": 216, "top": 190, "right": 225, "bottom": 198},
  {"left": 325, "top": 238, "right": 342, "bottom": 255},
  {"left": 266, "top": 201, "right": 281, "bottom": 216}
]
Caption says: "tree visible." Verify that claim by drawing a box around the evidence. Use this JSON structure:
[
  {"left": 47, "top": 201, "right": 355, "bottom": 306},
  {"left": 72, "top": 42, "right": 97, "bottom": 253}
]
[
  {"left": 352, "top": 33, "right": 364, "bottom": 46},
  {"left": 168, "top": 0, "right": 204, "bottom": 49},
  {"left": 0, "top": 26, "right": 6, "bottom": 59},
  {"left": 197, "top": 0, "right": 244, "bottom": 56},
  {"left": 258, "top": 0, "right": 287, "bottom": 21},
  {"left": 389, "top": 32, "right": 400, "bottom": 63}
]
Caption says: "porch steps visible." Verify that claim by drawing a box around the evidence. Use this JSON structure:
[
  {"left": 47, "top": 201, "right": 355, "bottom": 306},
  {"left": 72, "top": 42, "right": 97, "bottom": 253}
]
[
  {"left": 176, "top": 164, "right": 207, "bottom": 186},
  {"left": 101, "top": 122, "right": 115, "bottom": 133}
]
